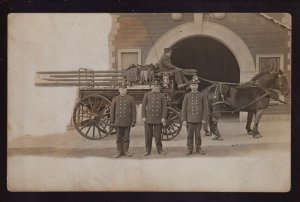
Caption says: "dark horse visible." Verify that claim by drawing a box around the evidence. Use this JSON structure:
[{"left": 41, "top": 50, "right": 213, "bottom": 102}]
[{"left": 202, "top": 69, "right": 289, "bottom": 140}]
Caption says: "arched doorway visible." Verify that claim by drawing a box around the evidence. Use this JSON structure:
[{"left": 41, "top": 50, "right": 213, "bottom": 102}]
[
  {"left": 145, "top": 21, "right": 256, "bottom": 121},
  {"left": 171, "top": 36, "right": 240, "bottom": 91},
  {"left": 171, "top": 36, "right": 240, "bottom": 120}
]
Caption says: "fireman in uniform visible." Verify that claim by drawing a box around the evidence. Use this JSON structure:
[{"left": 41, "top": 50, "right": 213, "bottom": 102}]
[
  {"left": 142, "top": 81, "right": 167, "bottom": 156},
  {"left": 158, "top": 47, "right": 189, "bottom": 89},
  {"left": 110, "top": 83, "right": 137, "bottom": 158},
  {"left": 181, "top": 80, "right": 209, "bottom": 155}
]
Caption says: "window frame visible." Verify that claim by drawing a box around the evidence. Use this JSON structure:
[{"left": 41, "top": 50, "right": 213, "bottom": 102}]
[
  {"left": 117, "top": 49, "right": 142, "bottom": 70},
  {"left": 255, "top": 54, "right": 285, "bottom": 102},
  {"left": 255, "top": 54, "right": 284, "bottom": 73}
]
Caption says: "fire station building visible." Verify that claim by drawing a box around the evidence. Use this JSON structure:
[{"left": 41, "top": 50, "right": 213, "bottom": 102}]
[{"left": 108, "top": 13, "right": 291, "bottom": 118}]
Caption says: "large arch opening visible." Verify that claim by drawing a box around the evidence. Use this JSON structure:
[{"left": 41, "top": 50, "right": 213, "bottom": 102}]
[
  {"left": 145, "top": 21, "right": 256, "bottom": 121},
  {"left": 171, "top": 36, "right": 240, "bottom": 120},
  {"left": 171, "top": 36, "right": 240, "bottom": 90}
]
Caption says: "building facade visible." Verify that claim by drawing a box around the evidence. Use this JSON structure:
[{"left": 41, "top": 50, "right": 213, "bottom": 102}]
[{"left": 109, "top": 13, "right": 291, "bottom": 118}]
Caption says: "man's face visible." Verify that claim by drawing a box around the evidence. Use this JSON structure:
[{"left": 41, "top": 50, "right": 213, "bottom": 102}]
[
  {"left": 119, "top": 88, "right": 127, "bottom": 95},
  {"left": 151, "top": 85, "right": 160, "bottom": 92},
  {"left": 190, "top": 84, "right": 198, "bottom": 92}
]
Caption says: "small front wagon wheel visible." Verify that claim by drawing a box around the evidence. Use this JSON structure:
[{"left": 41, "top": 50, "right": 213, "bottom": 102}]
[
  {"left": 73, "top": 95, "right": 113, "bottom": 140},
  {"left": 161, "top": 107, "right": 182, "bottom": 141}
]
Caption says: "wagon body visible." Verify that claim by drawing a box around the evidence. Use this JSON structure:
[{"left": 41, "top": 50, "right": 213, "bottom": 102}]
[{"left": 35, "top": 66, "right": 195, "bottom": 140}]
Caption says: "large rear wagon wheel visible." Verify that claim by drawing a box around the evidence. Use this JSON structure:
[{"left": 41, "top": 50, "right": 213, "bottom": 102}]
[
  {"left": 162, "top": 107, "right": 182, "bottom": 141},
  {"left": 73, "top": 95, "right": 113, "bottom": 140}
]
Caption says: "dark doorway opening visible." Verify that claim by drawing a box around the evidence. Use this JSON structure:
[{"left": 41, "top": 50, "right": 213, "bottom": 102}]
[{"left": 171, "top": 36, "right": 240, "bottom": 120}]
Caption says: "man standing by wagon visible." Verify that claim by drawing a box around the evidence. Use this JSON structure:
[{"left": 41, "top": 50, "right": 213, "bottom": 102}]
[
  {"left": 182, "top": 80, "right": 209, "bottom": 155},
  {"left": 110, "top": 83, "right": 137, "bottom": 158},
  {"left": 158, "top": 47, "right": 188, "bottom": 89},
  {"left": 142, "top": 81, "right": 167, "bottom": 156}
]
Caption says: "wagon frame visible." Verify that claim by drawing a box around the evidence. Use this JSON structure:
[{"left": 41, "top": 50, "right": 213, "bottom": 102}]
[{"left": 36, "top": 66, "right": 197, "bottom": 140}]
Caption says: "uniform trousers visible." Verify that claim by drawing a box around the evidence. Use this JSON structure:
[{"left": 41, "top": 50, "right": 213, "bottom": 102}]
[
  {"left": 144, "top": 123, "right": 162, "bottom": 153},
  {"left": 115, "top": 126, "right": 131, "bottom": 154},
  {"left": 186, "top": 122, "right": 202, "bottom": 151}
]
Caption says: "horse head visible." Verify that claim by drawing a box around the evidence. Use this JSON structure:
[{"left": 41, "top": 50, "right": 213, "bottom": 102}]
[
  {"left": 251, "top": 70, "right": 289, "bottom": 96},
  {"left": 274, "top": 69, "right": 289, "bottom": 96}
]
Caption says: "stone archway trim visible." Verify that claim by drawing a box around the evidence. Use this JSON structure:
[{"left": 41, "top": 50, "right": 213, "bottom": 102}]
[{"left": 145, "top": 21, "right": 256, "bottom": 83}]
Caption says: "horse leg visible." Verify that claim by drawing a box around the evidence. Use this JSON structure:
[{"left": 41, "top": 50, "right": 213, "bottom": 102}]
[
  {"left": 251, "top": 109, "right": 264, "bottom": 138},
  {"left": 204, "top": 113, "right": 212, "bottom": 136},
  {"left": 211, "top": 113, "right": 224, "bottom": 141},
  {"left": 246, "top": 112, "right": 255, "bottom": 135}
]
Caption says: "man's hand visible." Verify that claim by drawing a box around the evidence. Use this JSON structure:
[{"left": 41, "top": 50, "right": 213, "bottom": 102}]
[
  {"left": 161, "top": 118, "right": 166, "bottom": 126},
  {"left": 183, "top": 121, "right": 187, "bottom": 126},
  {"left": 202, "top": 120, "right": 207, "bottom": 124},
  {"left": 131, "top": 122, "right": 136, "bottom": 128},
  {"left": 110, "top": 122, "right": 114, "bottom": 127},
  {"left": 142, "top": 118, "right": 146, "bottom": 122}
]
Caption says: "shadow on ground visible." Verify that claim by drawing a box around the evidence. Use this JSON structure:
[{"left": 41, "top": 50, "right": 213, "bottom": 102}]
[{"left": 8, "top": 142, "right": 290, "bottom": 159}]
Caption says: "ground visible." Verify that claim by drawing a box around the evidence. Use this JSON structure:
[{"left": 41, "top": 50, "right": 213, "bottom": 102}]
[{"left": 7, "top": 120, "right": 291, "bottom": 192}]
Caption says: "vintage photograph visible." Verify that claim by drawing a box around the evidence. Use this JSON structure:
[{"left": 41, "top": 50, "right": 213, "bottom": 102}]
[{"left": 7, "top": 13, "right": 291, "bottom": 191}]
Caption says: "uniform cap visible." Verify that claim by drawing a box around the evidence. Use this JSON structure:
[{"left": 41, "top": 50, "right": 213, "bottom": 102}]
[{"left": 119, "top": 82, "right": 128, "bottom": 88}]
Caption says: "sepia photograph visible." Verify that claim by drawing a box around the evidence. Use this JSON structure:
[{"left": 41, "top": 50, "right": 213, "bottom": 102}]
[{"left": 7, "top": 13, "right": 291, "bottom": 192}]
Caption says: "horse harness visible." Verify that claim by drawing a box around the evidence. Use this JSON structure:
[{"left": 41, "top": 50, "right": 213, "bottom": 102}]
[{"left": 210, "top": 82, "right": 271, "bottom": 115}]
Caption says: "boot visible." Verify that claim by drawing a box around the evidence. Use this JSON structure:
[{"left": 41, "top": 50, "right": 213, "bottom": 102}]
[
  {"left": 113, "top": 153, "right": 122, "bottom": 158},
  {"left": 196, "top": 150, "right": 206, "bottom": 155},
  {"left": 123, "top": 151, "right": 132, "bottom": 157},
  {"left": 158, "top": 150, "right": 167, "bottom": 155}
]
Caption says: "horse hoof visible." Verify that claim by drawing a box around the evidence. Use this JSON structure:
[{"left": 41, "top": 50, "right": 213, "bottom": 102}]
[
  {"left": 253, "top": 134, "right": 262, "bottom": 139},
  {"left": 248, "top": 131, "right": 258, "bottom": 136},
  {"left": 205, "top": 132, "right": 212, "bottom": 136},
  {"left": 212, "top": 136, "right": 223, "bottom": 141}
]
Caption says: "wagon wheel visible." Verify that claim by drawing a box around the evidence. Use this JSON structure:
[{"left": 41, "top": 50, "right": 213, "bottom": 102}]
[
  {"left": 73, "top": 95, "right": 113, "bottom": 140},
  {"left": 161, "top": 107, "right": 182, "bottom": 141}
]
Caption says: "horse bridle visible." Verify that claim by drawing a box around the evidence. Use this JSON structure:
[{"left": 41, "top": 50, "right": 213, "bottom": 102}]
[{"left": 277, "top": 73, "right": 285, "bottom": 92}]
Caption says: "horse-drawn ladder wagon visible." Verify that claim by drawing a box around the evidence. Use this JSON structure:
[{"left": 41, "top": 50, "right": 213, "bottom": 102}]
[{"left": 35, "top": 66, "right": 196, "bottom": 141}]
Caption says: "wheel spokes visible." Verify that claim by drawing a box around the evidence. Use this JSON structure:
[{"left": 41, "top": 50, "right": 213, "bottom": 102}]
[
  {"left": 73, "top": 95, "right": 112, "bottom": 140},
  {"left": 161, "top": 107, "right": 182, "bottom": 140}
]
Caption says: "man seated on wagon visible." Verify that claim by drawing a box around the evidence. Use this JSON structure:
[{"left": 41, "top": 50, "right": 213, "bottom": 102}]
[{"left": 158, "top": 47, "right": 189, "bottom": 89}]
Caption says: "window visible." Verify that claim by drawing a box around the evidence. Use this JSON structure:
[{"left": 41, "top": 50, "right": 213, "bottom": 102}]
[
  {"left": 256, "top": 54, "right": 285, "bottom": 102},
  {"left": 118, "top": 49, "right": 141, "bottom": 70},
  {"left": 255, "top": 54, "right": 284, "bottom": 73}
]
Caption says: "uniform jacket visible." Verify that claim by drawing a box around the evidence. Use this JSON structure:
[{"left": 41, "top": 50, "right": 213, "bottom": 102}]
[
  {"left": 142, "top": 91, "right": 167, "bottom": 124},
  {"left": 181, "top": 91, "right": 209, "bottom": 123},
  {"left": 110, "top": 95, "right": 137, "bottom": 127},
  {"left": 158, "top": 53, "right": 179, "bottom": 71}
]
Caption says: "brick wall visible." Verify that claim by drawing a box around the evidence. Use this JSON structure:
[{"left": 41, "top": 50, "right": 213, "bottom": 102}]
[
  {"left": 205, "top": 13, "right": 290, "bottom": 71},
  {"left": 112, "top": 13, "right": 194, "bottom": 69},
  {"left": 112, "top": 13, "right": 291, "bottom": 109}
]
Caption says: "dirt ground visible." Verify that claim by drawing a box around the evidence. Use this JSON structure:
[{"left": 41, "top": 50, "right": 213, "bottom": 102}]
[{"left": 7, "top": 120, "right": 291, "bottom": 192}]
